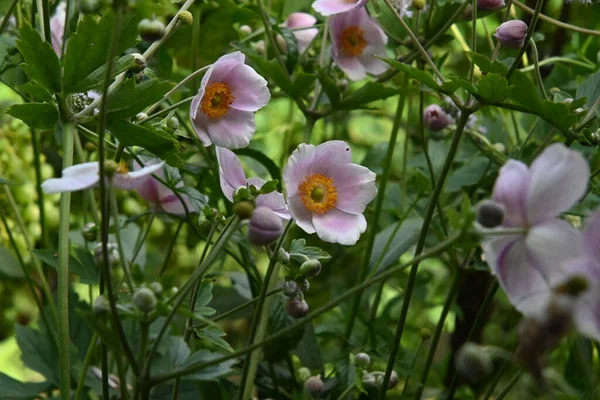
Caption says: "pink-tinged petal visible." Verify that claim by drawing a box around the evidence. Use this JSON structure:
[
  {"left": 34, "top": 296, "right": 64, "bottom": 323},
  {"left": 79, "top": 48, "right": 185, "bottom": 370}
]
[
  {"left": 359, "top": 14, "right": 388, "bottom": 46},
  {"left": 216, "top": 147, "right": 247, "bottom": 201},
  {"left": 190, "top": 105, "right": 213, "bottom": 147},
  {"left": 583, "top": 210, "right": 600, "bottom": 261},
  {"left": 357, "top": 50, "right": 389, "bottom": 76},
  {"left": 206, "top": 51, "right": 246, "bottom": 83},
  {"left": 287, "top": 195, "right": 316, "bottom": 234},
  {"left": 136, "top": 177, "right": 160, "bottom": 203},
  {"left": 42, "top": 162, "right": 100, "bottom": 194},
  {"left": 257, "top": 192, "right": 290, "bottom": 220},
  {"left": 335, "top": 55, "right": 367, "bottom": 81},
  {"left": 312, "top": 140, "right": 353, "bottom": 176},
  {"left": 160, "top": 193, "right": 191, "bottom": 215},
  {"left": 574, "top": 289, "right": 600, "bottom": 341},
  {"left": 285, "top": 13, "right": 318, "bottom": 54},
  {"left": 312, "top": 208, "right": 367, "bottom": 245},
  {"left": 203, "top": 109, "right": 256, "bottom": 149},
  {"left": 113, "top": 162, "right": 165, "bottom": 190},
  {"left": 190, "top": 93, "right": 201, "bottom": 121},
  {"left": 312, "top": 0, "right": 366, "bottom": 16},
  {"left": 526, "top": 143, "right": 589, "bottom": 224},
  {"left": 294, "top": 27, "right": 319, "bottom": 54},
  {"left": 283, "top": 143, "right": 316, "bottom": 197},
  {"left": 330, "top": 163, "right": 377, "bottom": 215},
  {"left": 492, "top": 160, "right": 530, "bottom": 227},
  {"left": 228, "top": 64, "right": 270, "bottom": 112}
]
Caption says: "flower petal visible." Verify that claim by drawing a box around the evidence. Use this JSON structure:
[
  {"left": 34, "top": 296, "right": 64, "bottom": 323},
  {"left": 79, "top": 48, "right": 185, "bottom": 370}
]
[
  {"left": 216, "top": 147, "right": 247, "bottom": 202},
  {"left": 312, "top": 0, "right": 365, "bottom": 16},
  {"left": 228, "top": 64, "right": 271, "bottom": 112},
  {"left": 257, "top": 192, "right": 290, "bottom": 220},
  {"left": 312, "top": 140, "right": 353, "bottom": 176},
  {"left": 113, "top": 161, "right": 165, "bottom": 190},
  {"left": 334, "top": 54, "right": 367, "bottom": 81},
  {"left": 206, "top": 51, "right": 245, "bottom": 83},
  {"left": 283, "top": 143, "right": 316, "bottom": 197},
  {"left": 190, "top": 105, "right": 213, "bottom": 147},
  {"left": 329, "top": 164, "right": 377, "bottom": 215},
  {"left": 205, "top": 109, "right": 256, "bottom": 149},
  {"left": 160, "top": 193, "right": 191, "bottom": 215},
  {"left": 583, "top": 210, "right": 600, "bottom": 261},
  {"left": 287, "top": 195, "right": 316, "bottom": 234},
  {"left": 285, "top": 13, "right": 318, "bottom": 54},
  {"left": 312, "top": 208, "right": 367, "bottom": 245},
  {"left": 574, "top": 290, "right": 600, "bottom": 341},
  {"left": 526, "top": 143, "right": 589, "bottom": 223},
  {"left": 492, "top": 160, "right": 530, "bottom": 227},
  {"left": 42, "top": 162, "right": 100, "bottom": 194}
]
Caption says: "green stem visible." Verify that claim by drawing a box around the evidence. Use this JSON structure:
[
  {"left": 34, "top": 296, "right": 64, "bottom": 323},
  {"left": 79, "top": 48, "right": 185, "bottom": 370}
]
[
  {"left": 379, "top": 111, "right": 471, "bottom": 398},
  {"left": 73, "top": 132, "right": 100, "bottom": 224},
  {"left": 0, "top": 0, "right": 19, "bottom": 35},
  {"left": 515, "top": 118, "right": 540, "bottom": 159},
  {"left": 238, "top": 220, "right": 294, "bottom": 400},
  {"left": 335, "top": 385, "right": 355, "bottom": 400},
  {"left": 159, "top": 221, "right": 184, "bottom": 276},
  {"left": 495, "top": 370, "right": 523, "bottom": 400},
  {"left": 144, "top": 67, "right": 209, "bottom": 116},
  {"left": 343, "top": 86, "right": 408, "bottom": 342},
  {"left": 414, "top": 272, "right": 463, "bottom": 399},
  {"left": 150, "top": 232, "right": 463, "bottom": 386},
  {"left": 529, "top": 40, "right": 548, "bottom": 100},
  {"left": 133, "top": 322, "right": 150, "bottom": 400},
  {"left": 74, "top": 333, "right": 99, "bottom": 400},
  {"left": 142, "top": 96, "right": 194, "bottom": 123},
  {"left": 256, "top": 0, "right": 288, "bottom": 77},
  {"left": 513, "top": 0, "right": 600, "bottom": 36},
  {"left": 129, "top": 212, "right": 155, "bottom": 270},
  {"left": 109, "top": 191, "right": 136, "bottom": 293},
  {"left": 519, "top": 57, "right": 595, "bottom": 72},
  {"left": 506, "top": 0, "right": 544, "bottom": 79},
  {"left": 57, "top": 119, "right": 74, "bottom": 400},
  {"left": 468, "top": 0, "right": 477, "bottom": 85},
  {"left": 398, "top": 339, "right": 423, "bottom": 399}
]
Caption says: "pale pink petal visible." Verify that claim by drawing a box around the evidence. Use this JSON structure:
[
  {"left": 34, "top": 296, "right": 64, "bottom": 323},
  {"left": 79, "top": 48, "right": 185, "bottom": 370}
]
[
  {"left": 312, "top": 0, "right": 365, "bottom": 16},
  {"left": 227, "top": 64, "right": 271, "bottom": 112},
  {"left": 287, "top": 195, "right": 316, "bottom": 234},
  {"left": 136, "top": 177, "right": 160, "bottom": 203},
  {"left": 357, "top": 51, "right": 389, "bottom": 76},
  {"left": 359, "top": 15, "right": 388, "bottom": 46},
  {"left": 42, "top": 162, "right": 99, "bottom": 194},
  {"left": 203, "top": 109, "right": 256, "bottom": 149},
  {"left": 526, "top": 143, "right": 589, "bottom": 224},
  {"left": 285, "top": 13, "right": 318, "bottom": 54},
  {"left": 190, "top": 92, "right": 202, "bottom": 121},
  {"left": 312, "top": 140, "right": 353, "bottom": 176},
  {"left": 113, "top": 162, "right": 165, "bottom": 190},
  {"left": 294, "top": 27, "right": 319, "bottom": 54},
  {"left": 283, "top": 143, "right": 316, "bottom": 197},
  {"left": 257, "top": 192, "right": 290, "bottom": 220},
  {"left": 583, "top": 210, "right": 600, "bottom": 260},
  {"left": 160, "top": 193, "right": 191, "bottom": 215},
  {"left": 190, "top": 105, "right": 213, "bottom": 146},
  {"left": 334, "top": 54, "right": 367, "bottom": 81},
  {"left": 312, "top": 208, "right": 367, "bottom": 245},
  {"left": 492, "top": 160, "right": 530, "bottom": 227},
  {"left": 574, "top": 290, "right": 600, "bottom": 341},
  {"left": 329, "top": 164, "right": 377, "bottom": 215},
  {"left": 206, "top": 51, "right": 245, "bottom": 83},
  {"left": 216, "top": 147, "right": 247, "bottom": 201}
]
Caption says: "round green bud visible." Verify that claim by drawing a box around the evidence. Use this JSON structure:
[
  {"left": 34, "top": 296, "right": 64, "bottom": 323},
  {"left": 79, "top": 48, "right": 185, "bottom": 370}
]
[
  {"left": 233, "top": 200, "right": 254, "bottom": 220},
  {"left": 355, "top": 352, "right": 371, "bottom": 368},
  {"left": 93, "top": 295, "right": 111, "bottom": 315},
  {"left": 555, "top": 275, "right": 589, "bottom": 297},
  {"left": 138, "top": 19, "right": 165, "bottom": 42},
  {"left": 103, "top": 160, "right": 119, "bottom": 177},
  {"left": 133, "top": 288, "right": 157, "bottom": 313},
  {"left": 300, "top": 259, "right": 322, "bottom": 277},
  {"left": 299, "top": 279, "right": 310, "bottom": 293},
  {"left": 80, "top": 0, "right": 99, "bottom": 14},
  {"left": 298, "top": 367, "right": 311, "bottom": 382},
  {"left": 178, "top": 10, "right": 193, "bottom": 25},
  {"left": 167, "top": 116, "right": 179, "bottom": 130},
  {"left": 149, "top": 281, "right": 164, "bottom": 295},
  {"left": 283, "top": 280, "right": 301, "bottom": 298},
  {"left": 412, "top": 0, "right": 426, "bottom": 10},
  {"left": 362, "top": 372, "right": 377, "bottom": 389},
  {"left": 129, "top": 53, "right": 147, "bottom": 73},
  {"left": 476, "top": 200, "right": 505, "bottom": 228},
  {"left": 85, "top": 142, "right": 97, "bottom": 152},
  {"left": 455, "top": 342, "right": 493, "bottom": 383},
  {"left": 419, "top": 327, "right": 432, "bottom": 340},
  {"left": 239, "top": 25, "right": 252, "bottom": 37},
  {"left": 277, "top": 248, "right": 290, "bottom": 265},
  {"left": 82, "top": 222, "right": 98, "bottom": 242}
]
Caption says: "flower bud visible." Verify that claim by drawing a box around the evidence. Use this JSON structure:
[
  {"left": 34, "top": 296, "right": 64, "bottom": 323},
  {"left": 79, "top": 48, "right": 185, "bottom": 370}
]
[
  {"left": 575, "top": 107, "right": 585, "bottom": 114},
  {"left": 239, "top": 25, "right": 252, "bottom": 37},
  {"left": 476, "top": 200, "right": 505, "bottom": 228},
  {"left": 285, "top": 298, "right": 309, "bottom": 319},
  {"left": 93, "top": 295, "right": 111, "bottom": 315},
  {"left": 85, "top": 142, "right": 97, "bottom": 152},
  {"left": 283, "top": 280, "right": 301, "bottom": 298},
  {"left": 555, "top": 275, "right": 588, "bottom": 297},
  {"left": 419, "top": 327, "right": 432, "bottom": 340},
  {"left": 129, "top": 53, "right": 147, "bottom": 73},
  {"left": 233, "top": 200, "right": 254, "bottom": 220},
  {"left": 492, "top": 142, "right": 506, "bottom": 154},
  {"left": 355, "top": 352, "right": 371, "bottom": 368},
  {"left": 178, "top": 11, "right": 193, "bottom": 25},
  {"left": 167, "top": 117, "right": 179, "bottom": 130},
  {"left": 388, "top": 370, "right": 399, "bottom": 389},
  {"left": 298, "top": 367, "right": 311, "bottom": 382},
  {"left": 93, "top": 242, "right": 119, "bottom": 267},
  {"left": 299, "top": 279, "right": 310, "bottom": 293},
  {"left": 455, "top": 342, "right": 493, "bottom": 383},
  {"left": 563, "top": 98, "right": 574, "bottom": 105},
  {"left": 248, "top": 206, "right": 283, "bottom": 245},
  {"left": 104, "top": 160, "right": 119, "bottom": 177},
  {"left": 82, "top": 222, "right": 98, "bottom": 242},
  {"left": 424, "top": 104, "right": 451, "bottom": 131},
  {"left": 138, "top": 18, "right": 166, "bottom": 42},
  {"left": 149, "top": 281, "right": 163, "bottom": 295},
  {"left": 304, "top": 375, "right": 324, "bottom": 396},
  {"left": 133, "top": 288, "right": 157, "bottom": 313},
  {"left": 277, "top": 248, "right": 290, "bottom": 265},
  {"left": 494, "top": 20, "right": 528, "bottom": 49},
  {"left": 254, "top": 40, "right": 266, "bottom": 54},
  {"left": 477, "top": 0, "right": 504, "bottom": 11},
  {"left": 412, "top": 0, "right": 426, "bottom": 10},
  {"left": 80, "top": 0, "right": 99, "bottom": 14},
  {"left": 362, "top": 372, "right": 377, "bottom": 389},
  {"left": 300, "top": 259, "right": 321, "bottom": 277}
]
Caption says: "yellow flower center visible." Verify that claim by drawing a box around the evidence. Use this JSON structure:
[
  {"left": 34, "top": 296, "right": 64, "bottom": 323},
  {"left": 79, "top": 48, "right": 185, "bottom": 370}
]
[
  {"left": 117, "top": 161, "right": 129, "bottom": 173},
  {"left": 200, "top": 83, "right": 235, "bottom": 119},
  {"left": 340, "top": 26, "right": 367, "bottom": 56},
  {"left": 298, "top": 174, "right": 337, "bottom": 214}
]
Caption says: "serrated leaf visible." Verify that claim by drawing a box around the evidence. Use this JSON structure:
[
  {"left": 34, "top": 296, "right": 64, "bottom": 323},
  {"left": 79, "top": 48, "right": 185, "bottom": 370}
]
[
  {"left": 263, "top": 299, "right": 304, "bottom": 362},
  {"left": 446, "top": 157, "right": 490, "bottom": 192},
  {"left": 195, "top": 325, "right": 233, "bottom": 352},
  {"left": 338, "top": 82, "right": 398, "bottom": 109},
  {"left": 0, "top": 247, "right": 24, "bottom": 278},
  {"left": 317, "top": 69, "right": 341, "bottom": 106},
  {"left": 237, "top": 45, "right": 296, "bottom": 95},
  {"left": 576, "top": 69, "right": 600, "bottom": 109},
  {"left": 476, "top": 73, "right": 514, "bottom": 102},
  {"left": 31, "top": 248, "right": 99, "bottom": 284},
  {"left": 290, "top": 72, "right": 317, "bottom": 97},
  {"left": 289, "top": 238, "right": 331, "bottom": 261},
  {"left": 15, "top": 325, "right": 58, "bottom": 384},
  {"left": 0, "top": 373, "right": 51, "bottom": 399},
  {"left": 259, "top": 180, "right": 278, "bottom": 194},
  {"left": 107, "top": 78, "right": 175, "bottom": 120},
  {"left": 7, "top": 103, "right": 58, "bottom": 129},
  {"left": 194, "top": 279, "right": 214, "bottom": 311},
  {"left": 370, "top": 217, "right": 423, "bottom": 272},
  {"left": 466, "top": 52, "right": 508, "bottom": 75},
  {"left": 16, "top": 81, "right": 53, "bottom": 103},
  {"left": 176, "top": 186, "right": 208, "bottom": 214},
  {"left": 180, "top": 350, "right": 235, "bottom": 381},
  {"left": 69, "top": 54, "right": 135, "bottom": 94},
  {"left": 16, "top": 24, "right": 61, "bottom": 92},
  {"left": 63, "top": 11, "right": 140, "bottom": 93}
]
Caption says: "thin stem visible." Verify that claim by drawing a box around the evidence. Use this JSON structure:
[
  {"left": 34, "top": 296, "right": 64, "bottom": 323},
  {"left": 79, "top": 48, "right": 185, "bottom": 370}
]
[
  {"left": 515, "top": 117, "right": 540, "bottom": 159},
  {"left": 577, "top": 92, "right": 600, "bottom": 130},
  {"left": 529, "top": 40, "right": 548, "bottom": 100},
  {"left": 398, "top": 339, "right": 423, "bottom": 399},
  {"left": 129, "top": 212, "right": 155, "bottom": 270},
  {"left": 414, "top": 272, "right": 463, "bottom": 399},
  {"left": 335, "top": 385, "right": 355, "bottom": 400},
  {"left": 238, "top": 220, "right": 294, "bottom": 399},
  {"left": 513, "top": 0, "right": 600, "bottom": 36},
  {"left": 143, "top": 66, "right": 209, "bottom": 116},
  {"left": 256, "top": 0, "right": 289, "bottom": 77},
  {"left": 344, "top": 87, "right": 408, "bottom": 342},
  {"left": 133, "top": 321, "right": 150, "bottom": 400},
  {"left": 379, "top": 111, "right": 471, "bottom": 397},
  {"left": 519, "top": 57, "right": 595, "bottom": 72},
  {"left": 109, "top": 191, "right": 136, "bottom": 293},
  {"left": 150, "top": 232, "right": 463, "bottom": 385},
  {"left": 506, "top": 0, "right": 544, "bottom": 79},
  {"left": 74, "top": 333, "right": 99, "bottom": 400},
  {"left": 57, "top": 119, "right": 74, "bottom": 400},
  {"left": 468, "top": 0, "right": 477, "bottom": 84},
  {"left": 73, "top": 133, "right": 100, "bottom": 224},
  {"left": 495, "top": 370, "right": 523, "bottom": 400},
  {"left": 0, "top": 0, "right": 19, "bottom": 35},
  {"left": 60, "top": 0, "right": 73, "bottom": 55},
  {"left": 159, "top": 221, "right": 184, "bottom": 276},
  {"left": 142, "top": 96, "right": 194, "bottom": 123}
]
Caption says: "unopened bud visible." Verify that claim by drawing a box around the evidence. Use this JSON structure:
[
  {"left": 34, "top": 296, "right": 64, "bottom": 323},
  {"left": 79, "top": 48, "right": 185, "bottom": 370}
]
[
  {"left": 283, "top": 280, "right": 301, "bottom": 298},
  {"left": 254, "top": 40, "right": 266, "bottom": 54},
  {"left": 84, "top": 142, "right": 97, "bottom": 152},
  {"left": 248, "top": 206, "right": 283, "bottom": 245},
  {"left": 138, "top": 18, "right": 165, "bottom": 42},
  {"left": 80, "top": 0, "right": 99, "bottom": 14},
  {"left": 300, "top": 259, "right": 321, "bottom": 277},
  {"left": 420, "top": 327, "right": 432, "bottom": 340},
  {"left": 104, "top": 160, "right": 119, "bottom": 177},
  {"left": 298, "top": 367, "right": 311, "bottom": 382},
  {"left": 494, "top": 20, "right": 528, "bottom": 49},
  {"left": 239, "top": 25, "right": 252, "bottom": 37},
  {"left": 412, "top": 0, "right": 426, "bottom": 10},
  {"left": 178, "top": 11, "right": 193, "bottom": 25},
  {"left": 477, "top": 0, "right": 504, "bottom": 11},
  {"left": 94, "top": 242, "right": 119, "bottom": 267},
  {"left": 563, "top": 98, "right": 574, "bottom": 105},
  {"left": 304, "top": 375, "right": 324, "bottom": 396},
  {"left": 276, "top": 34, "right": 288, "bottom": 53},
  {"left": 492, "top": 142, "right": 506, "bottom": 153},
  {"left": 555, "top": 275, "right": 588, "bottom": 297},
  {"left": 149, "top": 281, "right": 163, "bottom": 295},
  {"left": 285, "top": 298, "right": 309, "bottom": 319},
  {"left": 362, "top": 372, "right": 377, "bottom": 389},
  {"left": 234, "top": 200, "right": 254, "bottom": 220},
  {"left": 476, "top": 200, "right": 505, "bottom": 228},
  {"left": 388, "top": 370, "right": 399, "bottom": 389},
  {"left": 82, "top": 222, "right": 98, "bottom": 242},
  {"left": 336, "top": 78, "right": 349, "bottom": 92},
  {"left": 133, "top": 288, "right": 157, "bottom": 313},
  {"left": 130, "top": 53, "right": 147, "bottom": 73},
  {"left": 299, "top": 279, "right": 310, "bottom": 292},
  {"left": 93, "top": 295, "right": 111, "bottom": 315},
  {"left": 424, "top": 104, "right": 451, "bottom": 131},
  {"left": 575, "top": 107, "right": 585, "bottom": 114},
  {"left": 136, "top": 112, "right": 148, "bottom": 121},
  {"left": 455, "top": 342, "right": 493, "bottom": 383},
  {"left": 277, "top": 248, "right": 290, "bottom": 265},
  {"left": 167, "top": 116, "right": 179, "bottom": 130},
  {"left": 355, "top": 352, "right": 371, "bottom": 368}
]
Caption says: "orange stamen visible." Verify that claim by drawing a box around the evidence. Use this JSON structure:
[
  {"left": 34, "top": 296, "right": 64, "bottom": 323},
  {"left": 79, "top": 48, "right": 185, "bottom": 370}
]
[
  {"left": 298, "top": 174, "right": 338, "bottom": 214},
  {"left": 200, "top": 83, "right": 235, "bottom": 119},
  {"left": 340, "top": 26, "right": 367, "bottom": 57}
]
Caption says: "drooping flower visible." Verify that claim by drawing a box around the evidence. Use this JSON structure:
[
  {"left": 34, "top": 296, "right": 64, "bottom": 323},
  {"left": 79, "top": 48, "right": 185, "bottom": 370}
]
[
  {"left": 190, "top": 52, "right": 270, "bottom": 149},
  {"left": 215, "top": 147, "right": 289, "bottom": 219},
  {"left": 134, "top": 158, "right": 190, "bottom": 215},
  {"left": 312, "top": 0, "right": 368, "bottom": 16},
  {"left": 330, "top": 6, "right": 389, "bottom": 81},
  {"left": 423, "top": 104, "right": 451, "bottom": 131},
  {"left": 41, "top": 161, "right": 165, "bottom": 194},
  {"left": 481, "top": 143, "right": 589, "bottom": 316},
  {"left": 494, "top": 20, "right": 528, "bottom": 49},
  {"left": 50, "top": 2, "right": 66, "bottom": 56},
  {"left": 248, "top": 207, "right": 284, "bottom": 245},
  {"left": 282, "top": 13, "right": 319, "bottom": 54},
  {"left": 282, "top": 141, "right": 377, "bottom": 245},
  {"left": 477, "top": 0, "right": 505, "bottom": 11}
]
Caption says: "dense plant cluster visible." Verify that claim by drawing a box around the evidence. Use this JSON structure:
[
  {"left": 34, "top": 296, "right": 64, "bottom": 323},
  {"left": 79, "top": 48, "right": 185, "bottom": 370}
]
[{"left": 1, "top": 0, "right": 600, "bottom": 399}]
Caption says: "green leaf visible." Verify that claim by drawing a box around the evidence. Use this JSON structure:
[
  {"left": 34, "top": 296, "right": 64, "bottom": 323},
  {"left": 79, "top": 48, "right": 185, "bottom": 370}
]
[
  {"left": 466, "top": 52, "right": 508, "bottom": 75},
  {"left": 564, "top": 338, "right": 595, "bottom": 395},
  {"left": 6, "top": 103, "right": 58, "bottom": 130},
  {"left": 16, "top": 81, "right": 53, "bottom": 103},
  {"left": 576, "top": 69, "right": 600, "bottom": 109},
  {"left": 31, "top": 248, "right": 99, "bottom": 284},
  {"left": 238, "top": 46, "right": 296, "bottom": 96},
  {"left": 290, "top": 72, "right": 317, "bottom": 97},
  {"left": 16, "top": 24, "right": 61, "bottom": 92},
  {"left": 295, "top": 323, "right": 323, "bottom": 371},
  {"left": 317, "top": 69, "right": 341, "bottom": 106},
  {"left": 15, "top": 325, "right": 58, "bottom": 384},
  {"left": 107, "top": 78, "right": 175, "bottom": 120},
  {"left": 274, "top": 25, "right": 299, "bottom": 74},
  {"left": 338, "top": 82, "right": 398, "bottom": 109},
  {"left": 381, "top": 58, "right": 460, "bottom": 93},
  {"left": 476, "top": 73, "right": 514, "bottom": 103},
  {"left": 194, "top": 279, "right": 216, "bottom": 317},
  {"left": 107, "top": 119, "right": 183, "bottom": 167},
  {"left": 234, "top": 147, "right": 282, "bottom": 190},
  {"left": 259, "top": 179, "right": 279, "bottom": 195},
  {"left": 289, "top": 238, "right": 331, "bottom": 261},
  {"left": 180, "top": 349, "right": 235, "bottom": 381},
  {"left": 263, "top": 299, "right": 304, "bottom": 362},
  {"left": 0, "top": 373, "right": 51, "bottom": 399},
  {"left": 176, "top": 186, "right": 208, "bottom": 214},
  {"left": 446, "top": 157, "right": 490, "bottom": 192},
  {"left": 0, "top": 247, "right": 24, "bottom": 278},
  {"left": 195, "top": 325, "right": 233, "bottom": 352},
  {"left": 369, "top": 217, "right": 423, "bottom": 272},
  {"left": 63, "top": 11, "right": 140, "bottom": 93},
  {"left": 69, "top": 54, "right": 135, "bottom": 94}
]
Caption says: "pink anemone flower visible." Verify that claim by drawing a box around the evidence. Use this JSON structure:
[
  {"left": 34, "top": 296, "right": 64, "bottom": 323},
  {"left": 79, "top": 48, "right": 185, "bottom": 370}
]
[
  {"left": 190, "top": 51, "right": 271, "bottom": 149},
  {"left": 482, "top": 143, "right": 589, "bottom": 316},
  {"left": 216, "top": 147, "right": 289, "bottom": 219},
  {"left": 330, "top": 6, "right": 389, "bottom": 81},
  {"left": 283, "top": 140, "right": 377, "bottom": 245},
  {"left": 283, "top": 13, "right": 319, "bottom": 54},
  {"left": 41, "top": 161, "right": 165, "bottom": 194},
  {"left": 134, "top": 158, "right": 191, "bottom": 215},
  {"left": 312, "top": 0, "right": 368, "bottom": 16}
]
